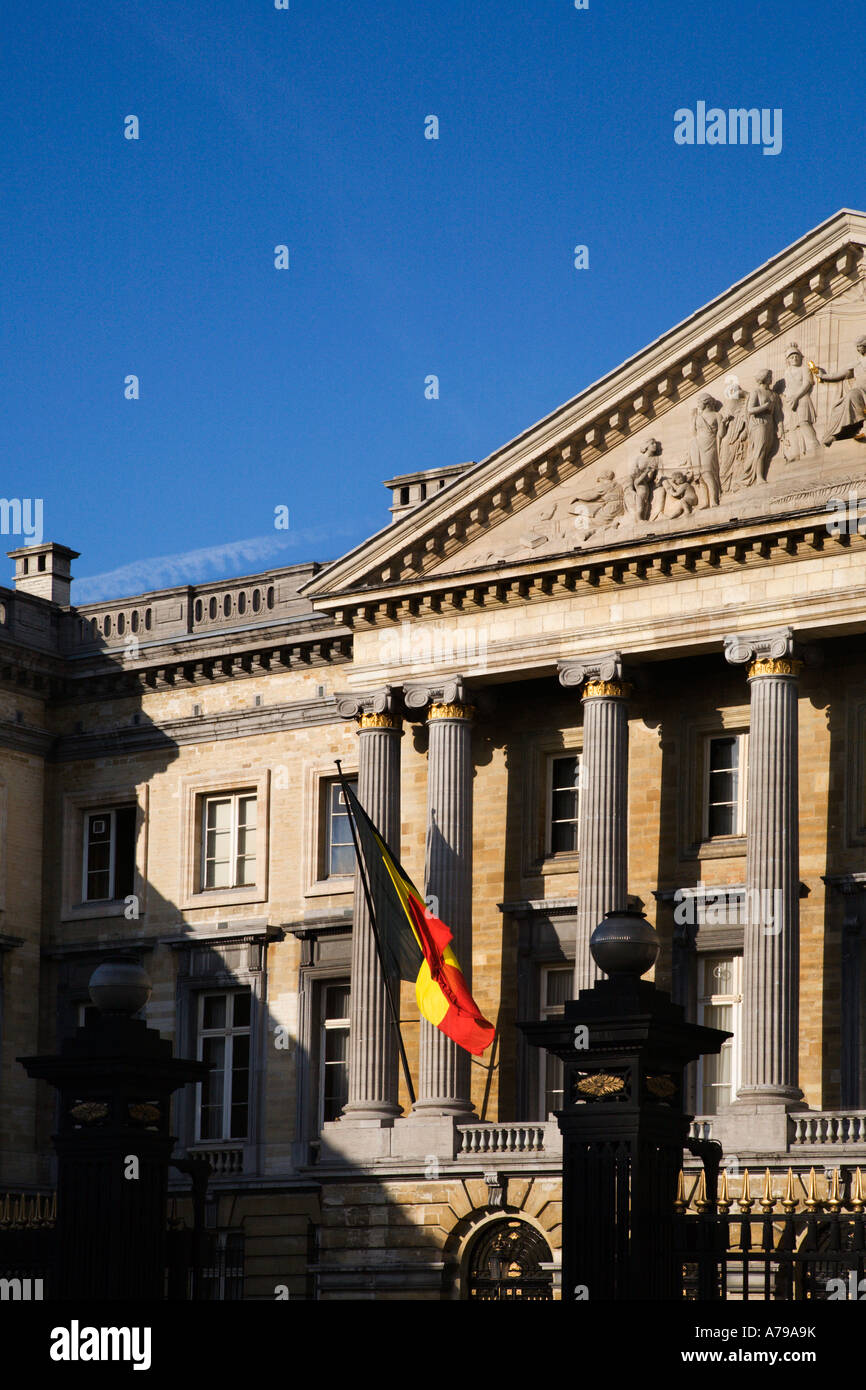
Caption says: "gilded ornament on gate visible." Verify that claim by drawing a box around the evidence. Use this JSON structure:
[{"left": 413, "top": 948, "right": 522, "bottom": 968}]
[
  {"left": 69, "top": 1101, "right": 109, "bottom": 1124},
  {"left": 646, "top": 1074, "right": 676, "bottom": 1099},
  {"left": 575, "top": 1072, "right": 625, "bottom": 1099}
]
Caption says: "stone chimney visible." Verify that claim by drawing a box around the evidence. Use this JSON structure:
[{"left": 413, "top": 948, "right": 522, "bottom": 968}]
[
  {"left": 384, "top": 463, "right": 474, "bottom": 524},
  {"left": 8, "top": 542, "right": 79, "bottom": 606}
]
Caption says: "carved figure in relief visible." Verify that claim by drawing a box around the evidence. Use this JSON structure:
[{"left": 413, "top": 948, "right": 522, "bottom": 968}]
[
  {"left": 651, "top": 470, "right": 698, "bottom": 519},
  {"left": 688, "top": 394, "right": 721, "bottom": 507},
  {"left": 569, "top": 471, "right": 625, "bottom": 534},
  {"left": 778, "top": 342, "right": 819, "bottom": 459},
  {"left": 624, "top": 438, "right": 661, "bottom": 521},
  {"left": 814, "top": 335, "right": 866, "bottom": 447},
  {"left": 718, "top": 386, "right": 750, "bottom": 492},
  {"left": 744, "top": 368, "right": 782, "bottom": 484}
]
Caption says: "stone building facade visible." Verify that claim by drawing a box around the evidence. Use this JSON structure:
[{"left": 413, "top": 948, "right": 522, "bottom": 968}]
[{"left": 4, "top": 208, "right": 866, "bottom": 1298}]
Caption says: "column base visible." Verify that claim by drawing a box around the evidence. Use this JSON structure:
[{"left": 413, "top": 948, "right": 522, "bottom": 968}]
[
  {"left": 733, "top": 1086, "right": 805, "bottom": 1108},
  {"left": 410, "top": 1097, "right": 475, "bottom": 1120},
  {"left": 340, "top": 1102, "right": 402, "bottom": 1123},
  {"left": 709, "top": 1094, "right": 803, "bottom": 1156}
]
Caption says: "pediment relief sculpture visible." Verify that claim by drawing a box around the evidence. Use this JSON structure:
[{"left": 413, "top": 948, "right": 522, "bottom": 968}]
[{"left": 449, "top": 312, "right": 866, "bottom": 571}]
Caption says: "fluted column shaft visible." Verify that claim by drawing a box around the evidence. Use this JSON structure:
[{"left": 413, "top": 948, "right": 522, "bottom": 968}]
[
  {"left": 739, "top": 660, "right": 802, "bottom": 1101},
  {"left": 575, "top": 683, "right": 630, "bottom": 992},
  {"left": 344, "top": 714, "right": 402, "bottom": 1119},
  {"left": 414, "top": 701, "right": 475, "bottom": 1116}
]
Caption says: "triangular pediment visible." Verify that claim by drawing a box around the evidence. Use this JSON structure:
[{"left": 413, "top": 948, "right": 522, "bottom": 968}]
[{"left": 304, "top": 210, "right": 866, "bottom": 605}]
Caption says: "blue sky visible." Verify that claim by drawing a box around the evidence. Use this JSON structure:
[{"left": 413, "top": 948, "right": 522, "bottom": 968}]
[{"left": 1, "top": 0, "right": 861, "bottom": 601}]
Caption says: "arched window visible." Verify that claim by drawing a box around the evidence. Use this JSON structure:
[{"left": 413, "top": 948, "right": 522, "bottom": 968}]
[{"left": 466, "top": 1220, "right": 554, "bottom": 1301}]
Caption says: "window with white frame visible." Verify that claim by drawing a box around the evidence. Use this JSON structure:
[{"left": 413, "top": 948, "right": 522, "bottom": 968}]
[
  {"left": 201, "top": 791, "right": 257, "bottom": 890},
  {"left": 196, "top": 990, "right": 251, "bottom": 1141},
  {"left": 538, "top": 964, "right": 572, "bottom": 1117},
  {"left": 547, "top": 755, "right": 580, "bottom": 855},
  {"left": 82, "top": 806, "right": 137, "bottom": 902},
  {"left": 322, "top": 778, "right": 357, "bottom": 878},
  {"left": 696, "top": 953, "right": 742, "bottom": 1114},
  {"left": 319, "top": 981, "right": 350, "bottom": 1125},
  {"left": 703, "top": 734, "right": 747, "bottom": 839}
]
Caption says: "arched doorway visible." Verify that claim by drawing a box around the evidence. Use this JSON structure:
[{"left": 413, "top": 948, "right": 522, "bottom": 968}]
[{"left": 466, "top": 1218, "right": 554, "bottom": 1301}]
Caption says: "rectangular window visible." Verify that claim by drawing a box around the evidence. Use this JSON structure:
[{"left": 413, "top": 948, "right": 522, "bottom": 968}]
[
  {"left": 704, "top": 735, "right": 746, "bottom": 838},
  {"left": 696, "top": 953, "right": 742, "bottom": 1114},
  {"left": 196, "top": 990, "right": 252, "bottom": 1141},
  {"left": 538, "top": 965, "right": 572, "bottom": 1117},
  {"left": 324, "top": 779, "right": 356, "bottom": 878},
  {"left": 547, "top": 755, "right": 580, "bottom": 855},
  {"left": 200, "top": 1232, "right": 244, "bottom": 1301},
  {"left": 82, "top": 805, "right": 136, "bottom": 902},
  {"left": 201, "top": 792, "right": 257, "bottom": 890},
  {"left": 320, "top": 981, "right": 350, "bottom": 1125}
]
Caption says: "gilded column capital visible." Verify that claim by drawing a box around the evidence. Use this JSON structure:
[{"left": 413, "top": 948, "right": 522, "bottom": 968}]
[
  {"left": 582, "top": 679, "right": 633, "bottom": 700},
  {"left": 405, "top": 674, "right": 471, "bottom": 714},
  {"left": 724, "top": 628, "right": 796, "bottom": 668},
  {"left": 747, "top": 657, "right": 803, "bottom": 681},
  {"left": 558, "top": 653, "right": 631, "bottom": 699},
  {"left": 428, "top": 700, "right": 475, "bottom": 722},
  {"left": 336, "top": 686, "right": 403, "bottom": 727},
  {"left": 358, "top": 710, "right": 403, "bottom": 730}
]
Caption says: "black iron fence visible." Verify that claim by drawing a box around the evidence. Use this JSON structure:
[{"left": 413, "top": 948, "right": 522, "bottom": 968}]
[{"left": 675, "top": 1167, "right": 866, "bottom": 1300}]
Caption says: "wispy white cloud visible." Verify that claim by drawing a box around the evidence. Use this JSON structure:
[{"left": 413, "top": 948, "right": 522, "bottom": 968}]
[{"left": 72, "top": 522, "right": 372, "bottom": 604}]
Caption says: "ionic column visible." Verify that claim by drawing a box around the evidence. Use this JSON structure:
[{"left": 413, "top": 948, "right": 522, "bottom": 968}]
[
  {"left": 558, "top": 655, "right": 631, "bottom": 993},
  {"left": 725, "top": 630, "right": 803, "bottom": 1104},
  {"left": 337, "top": 690, "right": 402, "bottom": 1120},
  {"left": 405, "top": 678, "right": 476, "bottom": 1116}
]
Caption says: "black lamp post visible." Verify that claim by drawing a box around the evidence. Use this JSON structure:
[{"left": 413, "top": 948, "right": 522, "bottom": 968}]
[
  {"left": 19, "top": 957, "right": 207, "bottom": 1301},
  {"left": 521, "top": 909, "right": 729, "bottom": 1302}
]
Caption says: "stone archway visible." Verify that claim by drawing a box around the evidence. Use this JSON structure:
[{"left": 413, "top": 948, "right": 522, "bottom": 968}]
[{"left": 464, "top": 1217, "right": 554, "bottom": 1301}]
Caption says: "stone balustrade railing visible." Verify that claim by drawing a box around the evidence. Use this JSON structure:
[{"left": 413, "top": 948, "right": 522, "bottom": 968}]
[
  {"left": 194, "top": 1145, "right": 244, "bottom": 1176},
  {"left": 790, "top": 1112, "right": 866, "bottom": 1146},
  {"left": 456, "top": 1124, "right": 551, "bottom": 1156}
]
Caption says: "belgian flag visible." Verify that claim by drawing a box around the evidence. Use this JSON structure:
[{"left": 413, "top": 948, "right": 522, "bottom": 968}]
[{"left": 343, "top": 782, "right": 495, "bottom": 1056}]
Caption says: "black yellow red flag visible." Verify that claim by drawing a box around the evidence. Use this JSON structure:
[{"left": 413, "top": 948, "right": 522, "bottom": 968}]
[{"left": 343, "top": 783, "right": 495, "bottom": 1056}]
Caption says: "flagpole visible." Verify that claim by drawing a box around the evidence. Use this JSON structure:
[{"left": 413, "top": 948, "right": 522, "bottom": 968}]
[{"left": 335, "top": 760, "right": 417, "bottom": 1108}]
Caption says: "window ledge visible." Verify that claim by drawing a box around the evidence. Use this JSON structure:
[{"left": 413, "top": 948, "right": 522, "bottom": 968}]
[
  {"left": 181, "top": 887, "right": 265, "bottom": 911},
  {"left": 305, "top": 878, "right": 354, "bottom": 899},
  {"left": 684, "top": 837, "right": 747, "bottom": 860},
  {"left": 535, "top": 854, "right": 580, "bottom": 876},
  {"left": 62, "top": 900, "right": 131, "bottom": 922}
]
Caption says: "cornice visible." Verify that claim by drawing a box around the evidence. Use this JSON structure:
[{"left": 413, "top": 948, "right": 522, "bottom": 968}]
[
  {"left": 0, "top": 720, "right": 54, "bottom": 758},
  {"left": 50, "top": 694, "right": 346, "bottom": 762},
  {"left": 316, "top": 506, "right": 864, "bottom": 635},
  {"left": 303, "top": 211, "right": 866, "bottom": 600},
  {"left": 56, "top": 629, "right": 353, "bottom": 705}
]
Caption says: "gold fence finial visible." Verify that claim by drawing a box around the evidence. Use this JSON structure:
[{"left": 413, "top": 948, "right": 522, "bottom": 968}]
[
  {"left": 781, "top": 1168, "right": 798, "bottom": 1214},
  {"left": 695, "top": 1170, "right": 710, "bottom": 1213},
  {"left": 760, "top": 1167, "right": 776, "bottom": 1214},
  {"left": 804, "top": 1166, "right": 820, "bottom": 1212},
  {"left": 718, "top": 1168, "right": 731, "bottom": 1214},
  {"left": 853, "top": 1168, "right": 866, "bottom": 1214}
]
